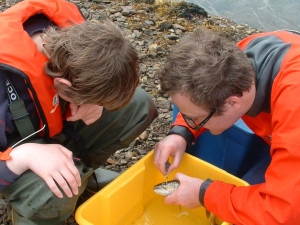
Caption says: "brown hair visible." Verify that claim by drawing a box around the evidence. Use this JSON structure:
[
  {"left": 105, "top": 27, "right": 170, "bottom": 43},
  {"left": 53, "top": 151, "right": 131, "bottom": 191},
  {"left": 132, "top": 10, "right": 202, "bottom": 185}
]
[
  {"left": 158, "top": 27, "right": 254, "bottom": 114},
  {"left": 42, "top": 19, "right": 139, "bottom": 110}
]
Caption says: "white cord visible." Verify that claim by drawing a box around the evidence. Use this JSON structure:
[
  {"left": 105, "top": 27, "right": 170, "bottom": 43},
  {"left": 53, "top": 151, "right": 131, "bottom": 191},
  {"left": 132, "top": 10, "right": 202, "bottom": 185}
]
[{"left": 12, "top": 124, "right": 46, "bottom": 148}]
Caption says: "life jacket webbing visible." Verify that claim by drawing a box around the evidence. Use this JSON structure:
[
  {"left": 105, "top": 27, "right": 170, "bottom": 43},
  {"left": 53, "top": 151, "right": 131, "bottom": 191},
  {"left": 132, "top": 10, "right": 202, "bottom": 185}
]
[
  {"left": 5, "top": 73, "right": 36, "bottom": 139},
  {"left": 9, "top": 99, "right": 35, "bottom": 139}
]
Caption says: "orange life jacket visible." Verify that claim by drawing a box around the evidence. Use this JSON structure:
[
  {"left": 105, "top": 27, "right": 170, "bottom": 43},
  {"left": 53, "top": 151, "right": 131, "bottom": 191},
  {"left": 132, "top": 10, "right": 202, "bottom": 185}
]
[{"left": 0, "top": 0, "right": 85, "bottom": 138}]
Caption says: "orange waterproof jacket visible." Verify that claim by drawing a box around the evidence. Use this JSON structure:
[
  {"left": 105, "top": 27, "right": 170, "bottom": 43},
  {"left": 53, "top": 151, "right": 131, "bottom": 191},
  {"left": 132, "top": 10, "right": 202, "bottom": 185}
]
[
  {"left": 172, "top": 30, "right": 300, "bottom": 224},
  {"left": 0, "top": 0, "right": 84, "bottom": 139}
]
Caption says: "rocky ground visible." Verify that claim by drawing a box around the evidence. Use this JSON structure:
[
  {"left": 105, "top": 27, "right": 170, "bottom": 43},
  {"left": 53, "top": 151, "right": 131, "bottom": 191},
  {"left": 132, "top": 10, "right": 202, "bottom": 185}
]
[{"left": 0, "top": 0, "right": 262, "bottom": 224}]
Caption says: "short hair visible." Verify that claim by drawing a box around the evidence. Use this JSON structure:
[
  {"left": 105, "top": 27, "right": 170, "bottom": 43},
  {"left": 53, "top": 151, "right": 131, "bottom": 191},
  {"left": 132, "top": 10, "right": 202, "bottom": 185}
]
[
  {"left": 158, "top": 27, "right": 254, "bottom": 114},
  {"left": 43, "top": 19, "right": 139, "bottom": 110}
]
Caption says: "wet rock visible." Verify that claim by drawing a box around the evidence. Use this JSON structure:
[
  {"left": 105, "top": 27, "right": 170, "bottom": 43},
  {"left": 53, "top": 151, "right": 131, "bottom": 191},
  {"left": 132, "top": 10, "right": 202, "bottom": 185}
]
[
  {"left": 125, "top": 151, "right": 134, "bottom": 160},
  {"left": 119, "top": 159, "right": 128, "bottom": 165},
  {"left": 159, "top": 21, "right": 172, "bottom": 31},
  {"left": 145, "top": 6, "right": 154, "bottom": 13},
  {"left": 0, "top": 199, "right": 7, "bottom": 207},
  {"left": 139, "top": 130, "right": 149, "bottom": 141},
  {"left": 172, "top": 24, "right": 185, "bottom": 31},
  {"left": 80, "top": 8, "right": 89, "bottom": 18},
  {"left": 121, "top": 6, "right": 136, "bottom": 16},
  {"left": 176, "top": 2, "right": 208, "bottom": 20},
  {"left": 133, "top": 0, "right": 155, "bottom": 4},
  {"left": 164, "top": 34, "right": 179, "bottom": 40},
  {"left": 109, "top": 7, "right": 122, "bottom": 14},
  {"left": 134, "top": 148, "right": 148, "bottom": 155},
  {"left": 107, "top": 158, "right": 116, "bottom": 164},
  {"left": 143, "top": 19, "right": 155, "bottom": 26}
]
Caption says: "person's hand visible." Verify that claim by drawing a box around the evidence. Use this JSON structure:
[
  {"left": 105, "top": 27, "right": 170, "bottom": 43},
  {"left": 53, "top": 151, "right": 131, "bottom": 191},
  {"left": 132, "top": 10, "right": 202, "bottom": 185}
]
[
  {"left": 67, "top": 103, "right": 103, "bottom": 125},
  {"left": 6, "top": 143, "right": 81, "bottom": 198},
  {"left": 165, "top": 172, "right": 204, "bottom": 208},
  {"left": 154, "top": 134, "right": 187, "bottom": 175}
]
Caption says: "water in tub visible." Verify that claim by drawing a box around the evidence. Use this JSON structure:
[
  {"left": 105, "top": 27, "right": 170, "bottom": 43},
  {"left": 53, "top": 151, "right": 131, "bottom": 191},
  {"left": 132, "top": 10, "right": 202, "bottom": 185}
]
[{"left": 132, "top": 197, "right": 214, "bottom": 225}]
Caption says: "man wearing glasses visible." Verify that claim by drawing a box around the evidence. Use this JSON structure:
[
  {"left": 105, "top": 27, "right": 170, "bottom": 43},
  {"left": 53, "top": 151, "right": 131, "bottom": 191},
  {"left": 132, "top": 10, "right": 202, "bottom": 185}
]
[{"left": 153, "top": 27, "right": 300, "bottom": 224}]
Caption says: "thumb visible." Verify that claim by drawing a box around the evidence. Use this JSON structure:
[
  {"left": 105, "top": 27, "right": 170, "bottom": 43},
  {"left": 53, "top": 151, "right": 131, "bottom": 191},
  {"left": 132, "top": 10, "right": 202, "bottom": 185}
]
[
  {"left": 69, "top": 102, "right": 78, "bottom": 116},
  {"left": 174, "top": 172, "right": 184, "bottom": 181}
]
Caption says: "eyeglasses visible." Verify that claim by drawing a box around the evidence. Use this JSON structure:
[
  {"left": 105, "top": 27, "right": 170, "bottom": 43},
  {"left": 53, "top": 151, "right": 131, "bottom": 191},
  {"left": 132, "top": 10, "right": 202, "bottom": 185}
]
[{"left": 181, "top": 109, "right": 216, "bottom": 130}]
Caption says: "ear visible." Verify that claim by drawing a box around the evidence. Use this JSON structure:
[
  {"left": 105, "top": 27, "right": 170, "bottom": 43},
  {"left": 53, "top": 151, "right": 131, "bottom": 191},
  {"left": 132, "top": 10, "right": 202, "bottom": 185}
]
[
  {"left": 53, "top": 78, "right": 72, "bottom": 87},
  {"left": 224, "top": 96, "right": 241, "bottom": 111}
]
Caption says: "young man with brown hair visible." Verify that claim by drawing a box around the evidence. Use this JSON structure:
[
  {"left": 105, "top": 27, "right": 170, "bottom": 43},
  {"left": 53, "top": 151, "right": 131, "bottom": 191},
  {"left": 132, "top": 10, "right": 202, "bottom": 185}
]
[
  {"left": 0, "top": 0, "right": 158, "bottom": 224},
  {"left": 154, "top": 27, "right": 300, "bottom": 224}
]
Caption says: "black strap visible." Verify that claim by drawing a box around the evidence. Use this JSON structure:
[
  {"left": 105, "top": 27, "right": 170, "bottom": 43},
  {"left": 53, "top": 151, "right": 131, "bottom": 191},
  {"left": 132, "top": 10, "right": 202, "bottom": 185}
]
[
  {"left": 199, "top": 179, "right": 213, "bottom": 206},
  {"left": 5, "top": 75, "right": 35, "bottom": 139}
]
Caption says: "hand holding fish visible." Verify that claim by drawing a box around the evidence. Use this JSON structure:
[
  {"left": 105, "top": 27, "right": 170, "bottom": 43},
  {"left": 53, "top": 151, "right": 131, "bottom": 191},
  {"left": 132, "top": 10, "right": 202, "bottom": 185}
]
[
  {"left": 154, "top": 134, "right": 187, "bottom": 175},
  {"left": 165, "top": 172, "right": 204, "bottom": 209}
]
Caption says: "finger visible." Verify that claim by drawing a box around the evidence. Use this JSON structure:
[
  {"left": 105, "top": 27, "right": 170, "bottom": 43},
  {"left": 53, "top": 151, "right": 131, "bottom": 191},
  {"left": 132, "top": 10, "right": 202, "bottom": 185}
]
[
  {"left": 69, "top": 102, "right": 79, "bottom": 116},
  {"left": 153, "top": 144, "right": 161, "bottom": 166},
  {"left": 66, "top": 113, "right": 81, "bottom": 122},
  {"left": 154, "top": 146, "right": 166, "bottom": 174},
  {"left": 44, "top": 177, "right": 64, "bottom": 198},
  {"left": 67, "top": 105, "right": 85, "bottom": 122},
  {"left": 165, "top": 193, "right": 176, "bottom": 205},
  {"left": 60, "top": 161, "right": 81, "bottom": 193},
  {"left": 174, "top": 172, "right": 184, "bottom": 181},
  {"left": 66, "top": 161, "right": 81, "bottom": 187},
  {"left": 81, "top": 107, "right": 102, "bottom": 125},
  {"left": 82, "top": 117, "right": 97, "bottom": 125},
  {"left": 53, "top": 171, "right": 76, "bottom": 198},
  {"left": 158, "top": 157, "right": 169, "bottom": 174},
  {"left": 168, "top": 153, "right": 183, "bottom": 172}
]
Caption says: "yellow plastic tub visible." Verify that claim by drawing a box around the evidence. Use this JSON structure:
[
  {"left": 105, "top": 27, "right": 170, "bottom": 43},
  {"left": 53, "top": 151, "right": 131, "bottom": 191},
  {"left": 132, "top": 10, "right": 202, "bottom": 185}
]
[{"left": 75, "top": 150, "right": 248, "bottom": 225}]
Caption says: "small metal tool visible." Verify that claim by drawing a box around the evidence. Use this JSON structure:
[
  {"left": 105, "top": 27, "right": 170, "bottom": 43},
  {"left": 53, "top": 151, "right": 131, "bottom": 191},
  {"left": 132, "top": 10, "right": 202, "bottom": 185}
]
[{"left": 165, "top": 160, "right": 170, "bottom": 183}]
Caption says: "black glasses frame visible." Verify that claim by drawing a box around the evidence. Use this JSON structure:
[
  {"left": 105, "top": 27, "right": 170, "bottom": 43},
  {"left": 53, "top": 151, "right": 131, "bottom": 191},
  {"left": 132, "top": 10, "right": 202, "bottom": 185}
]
[{"left": 181, "top": 109, "right": 216, "bottom": 130}]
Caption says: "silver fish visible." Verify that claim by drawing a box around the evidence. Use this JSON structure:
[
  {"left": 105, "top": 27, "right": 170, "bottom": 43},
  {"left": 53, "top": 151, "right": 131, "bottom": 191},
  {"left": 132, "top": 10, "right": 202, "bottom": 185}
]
[{"left": 153, "top": 180, "right": 180, "bottom": 196}]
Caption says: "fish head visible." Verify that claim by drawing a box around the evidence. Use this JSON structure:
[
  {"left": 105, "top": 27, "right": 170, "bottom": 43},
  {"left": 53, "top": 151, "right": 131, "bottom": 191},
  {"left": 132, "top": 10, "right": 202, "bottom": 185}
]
[{"left": 153, "top": 180, "right": 180, "bottom": 196}]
